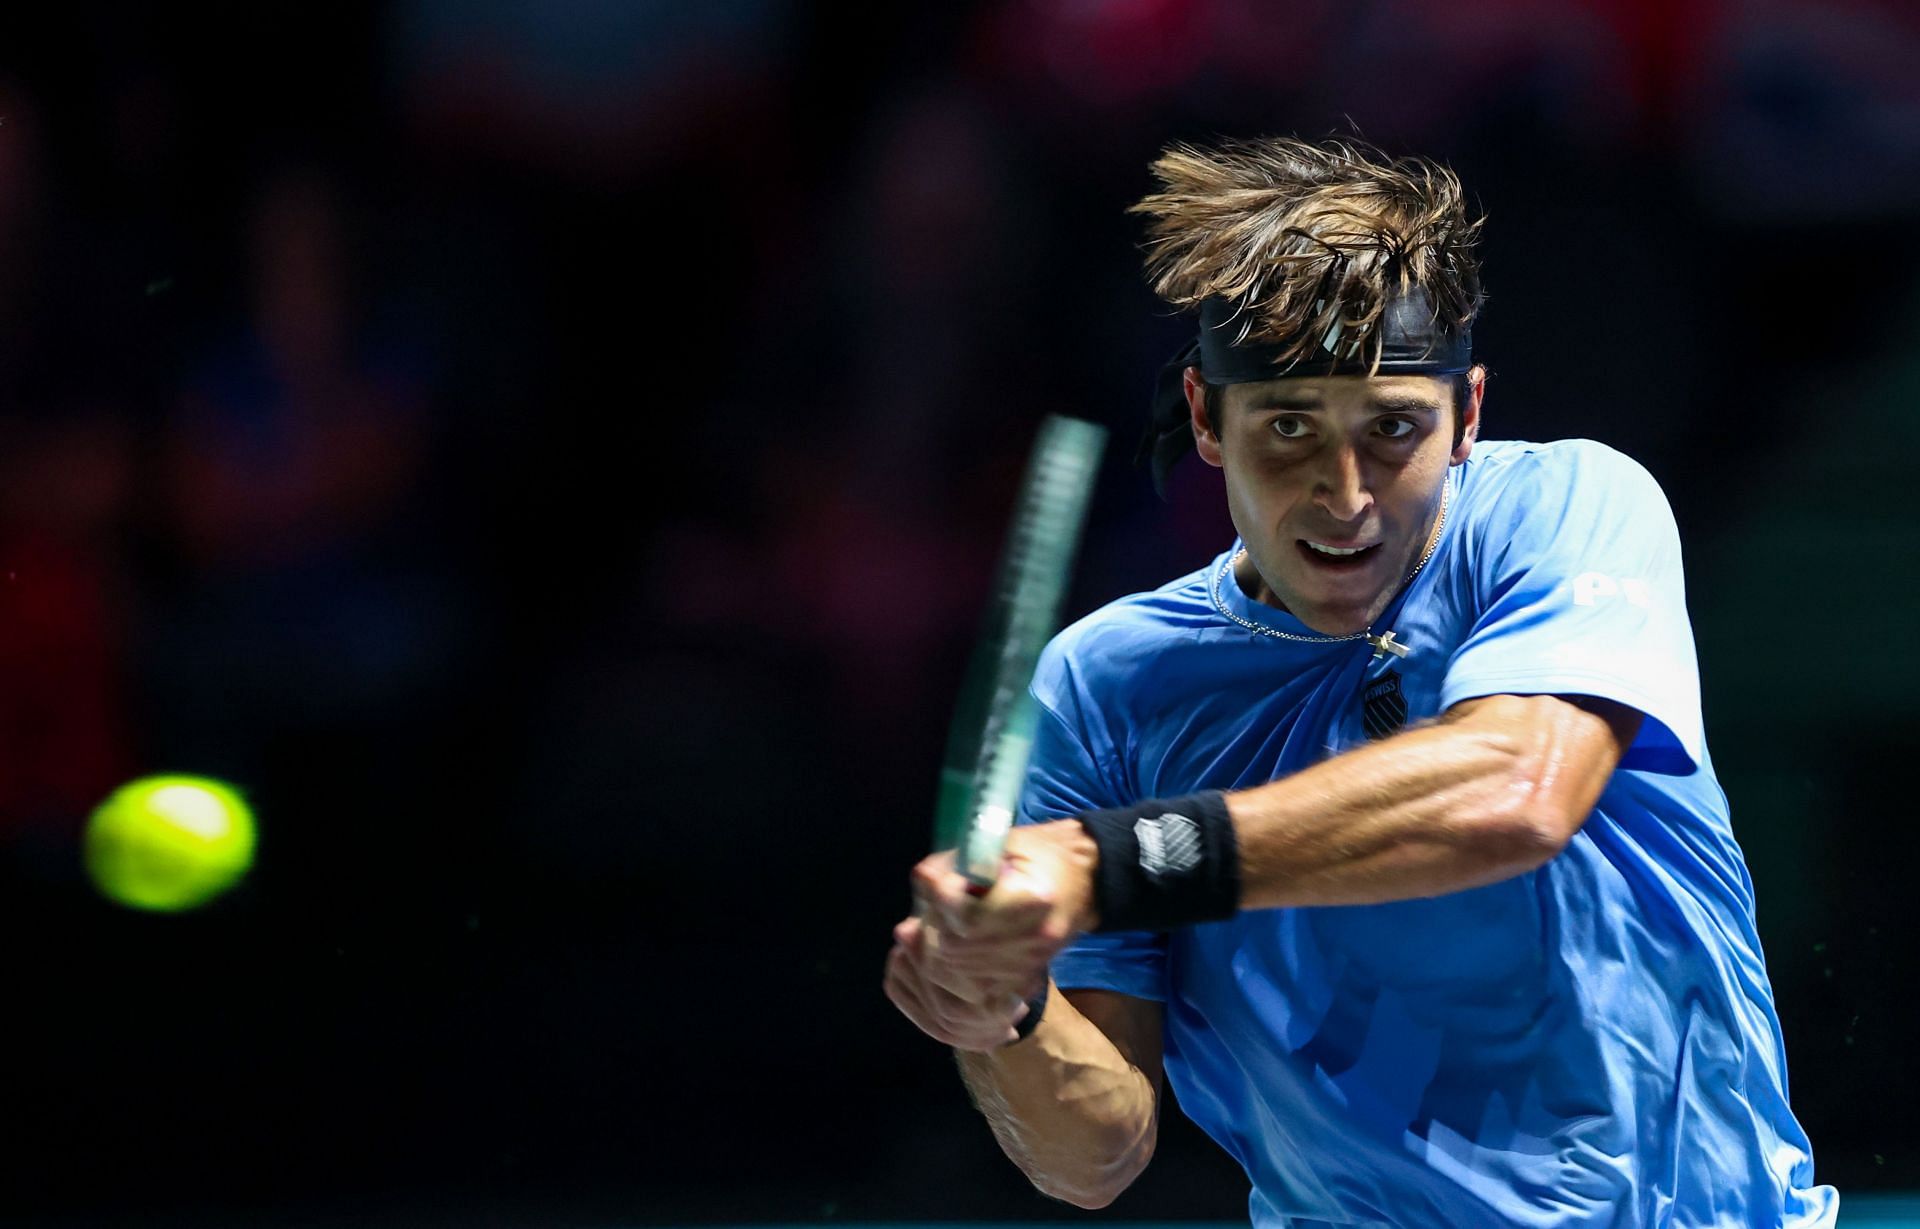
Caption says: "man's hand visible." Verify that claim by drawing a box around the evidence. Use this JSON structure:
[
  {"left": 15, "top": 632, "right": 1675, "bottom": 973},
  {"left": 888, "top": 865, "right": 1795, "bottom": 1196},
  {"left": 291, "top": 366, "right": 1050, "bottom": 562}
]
[
  {"left": 884, "top": 819, "right": 1100, "bottom": 1050},
  {"left": 885, "top": 914, "right": 1035, "bottom": 1051}
]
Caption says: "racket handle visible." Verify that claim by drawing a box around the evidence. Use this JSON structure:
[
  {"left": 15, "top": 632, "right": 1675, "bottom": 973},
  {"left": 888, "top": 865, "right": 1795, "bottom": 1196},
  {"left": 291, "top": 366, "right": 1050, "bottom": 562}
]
[{"left": 958, "top": 803, "right": 1013, "bottom": 891}]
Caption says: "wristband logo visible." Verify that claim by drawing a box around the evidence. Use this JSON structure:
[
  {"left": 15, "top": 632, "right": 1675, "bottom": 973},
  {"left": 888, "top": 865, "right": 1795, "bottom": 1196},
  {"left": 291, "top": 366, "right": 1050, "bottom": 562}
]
[{"left": 1135, "top": 812, "right": 1202, "bottom": 881}]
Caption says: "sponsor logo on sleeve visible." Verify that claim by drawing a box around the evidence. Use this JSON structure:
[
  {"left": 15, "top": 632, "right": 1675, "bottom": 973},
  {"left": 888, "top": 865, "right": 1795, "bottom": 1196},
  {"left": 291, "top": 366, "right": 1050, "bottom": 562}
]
[{"left": 1572, "top": 572, "right": 1651, "bottom": 608}]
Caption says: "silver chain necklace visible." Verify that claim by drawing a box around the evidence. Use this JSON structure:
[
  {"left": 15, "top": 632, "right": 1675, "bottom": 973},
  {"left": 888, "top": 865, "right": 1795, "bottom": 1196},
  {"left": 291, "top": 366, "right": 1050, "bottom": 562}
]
[{"left": 1209, "top": 484, "right": 1450, "bottom": 656}]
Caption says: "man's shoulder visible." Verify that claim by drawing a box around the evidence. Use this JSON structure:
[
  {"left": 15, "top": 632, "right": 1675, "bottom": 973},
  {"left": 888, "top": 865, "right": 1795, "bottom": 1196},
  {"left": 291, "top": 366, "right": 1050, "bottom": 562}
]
[
  {"left": 1049, "top": 561, "right": 1222, "bottom": 660},
  {"left": 1032, "top": 559, "right": 1225, "bottom": 708},
  {"left": 1465, "top": 437, "right": 1659, "bottom": 486},
  {"left": 1459, "top": 437, "right": 1669, "bottom": 522}
]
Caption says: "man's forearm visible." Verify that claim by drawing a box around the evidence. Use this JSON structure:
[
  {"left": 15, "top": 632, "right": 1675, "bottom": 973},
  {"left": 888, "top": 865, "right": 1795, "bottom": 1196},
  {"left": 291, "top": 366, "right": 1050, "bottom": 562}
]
[
  {"left": 1222, "top": 694, "right": 1631, "bottom": 909},
  {"left": 955, "top": 986, "right": 1157, "bottom": 1209}
]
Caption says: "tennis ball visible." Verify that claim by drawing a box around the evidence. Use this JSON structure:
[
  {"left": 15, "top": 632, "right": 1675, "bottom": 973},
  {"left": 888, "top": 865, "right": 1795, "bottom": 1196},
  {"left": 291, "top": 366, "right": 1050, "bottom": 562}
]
[{"left": 84, "top": 775, "right": 257, "bottom": 912}]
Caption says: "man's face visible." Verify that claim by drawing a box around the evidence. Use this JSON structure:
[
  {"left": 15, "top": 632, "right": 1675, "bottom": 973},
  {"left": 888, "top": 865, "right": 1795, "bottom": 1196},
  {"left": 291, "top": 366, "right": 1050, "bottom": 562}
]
[{"left": 1187, "top": 367, "right": 1482, "bottom": 635}]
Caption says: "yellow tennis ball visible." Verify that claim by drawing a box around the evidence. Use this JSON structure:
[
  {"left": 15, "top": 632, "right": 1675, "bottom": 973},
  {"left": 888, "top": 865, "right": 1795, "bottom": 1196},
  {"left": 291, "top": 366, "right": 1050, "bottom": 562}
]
[{"left": 84, "top": 775, "right": 257, "bottom": 912}]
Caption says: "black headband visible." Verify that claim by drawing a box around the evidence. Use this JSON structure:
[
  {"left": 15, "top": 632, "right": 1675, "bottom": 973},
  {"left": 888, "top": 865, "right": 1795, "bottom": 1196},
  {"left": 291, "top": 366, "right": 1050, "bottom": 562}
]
[{"left": 1141, "top": 288, "right": 1473, "bottom": 492}]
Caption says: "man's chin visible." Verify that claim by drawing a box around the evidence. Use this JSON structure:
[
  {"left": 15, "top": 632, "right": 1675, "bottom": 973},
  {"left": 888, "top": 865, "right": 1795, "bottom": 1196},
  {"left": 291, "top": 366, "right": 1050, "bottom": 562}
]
[
  {"left": 1294, "top": 609, "right": 1373, "bottom": 637},
  {"left": 1276, "top": 548, "right": 1420, "bottom": 634},
  {"left": 1275, "top": 576, "right": 1387, "bottom": 636},
  {"left": 1273, "top": 589, "right": 1373, "bottom": 635}
]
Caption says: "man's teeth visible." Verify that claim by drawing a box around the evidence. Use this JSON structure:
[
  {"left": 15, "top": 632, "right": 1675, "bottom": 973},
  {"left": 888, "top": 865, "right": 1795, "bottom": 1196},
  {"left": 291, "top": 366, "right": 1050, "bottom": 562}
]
[{"left": 1306, "top": 542, "right": 1366, "bottom": 556}]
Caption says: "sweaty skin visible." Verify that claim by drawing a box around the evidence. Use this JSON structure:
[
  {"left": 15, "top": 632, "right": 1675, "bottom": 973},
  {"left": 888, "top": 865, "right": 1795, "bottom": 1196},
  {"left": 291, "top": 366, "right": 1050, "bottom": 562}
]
[{"left": 884, "top": 368, "right": 1642, "bottom": 1206}]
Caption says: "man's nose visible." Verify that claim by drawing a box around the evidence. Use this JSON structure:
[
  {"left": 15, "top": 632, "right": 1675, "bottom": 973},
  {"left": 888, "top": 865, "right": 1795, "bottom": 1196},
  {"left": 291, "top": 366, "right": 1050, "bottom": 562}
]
[{"left": 1314, "top": 444, "right": 1372, "bottom": 523}]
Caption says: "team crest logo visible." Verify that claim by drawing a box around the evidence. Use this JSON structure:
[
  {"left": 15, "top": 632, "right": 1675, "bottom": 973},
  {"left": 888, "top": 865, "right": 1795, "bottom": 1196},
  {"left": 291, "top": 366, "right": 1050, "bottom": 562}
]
[{"left": 1362, "top": 670, "right": 1407, "bottom": 740}]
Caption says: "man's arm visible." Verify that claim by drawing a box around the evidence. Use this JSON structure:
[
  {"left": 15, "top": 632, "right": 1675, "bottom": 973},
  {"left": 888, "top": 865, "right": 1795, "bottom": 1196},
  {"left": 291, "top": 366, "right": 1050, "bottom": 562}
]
[
  {"left": 955, "top": 987, "right": 1164, "bottom": 1209},
  {"left": 895, "top": 692, "right": 1638, "bottom": 1203},
  {"left": 884, "top": 907, "right": 1164, "bottom": 1208},
  {"left": 919, "top": 693, "right": 1641, "bottom": 974},
  {"left": 1226, "top": 693, "right": 1640, "bottom": 909}
]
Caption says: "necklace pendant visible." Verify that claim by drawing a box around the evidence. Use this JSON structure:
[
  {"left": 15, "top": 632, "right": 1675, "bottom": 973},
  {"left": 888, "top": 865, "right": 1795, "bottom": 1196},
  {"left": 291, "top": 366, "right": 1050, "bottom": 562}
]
[{"left": 1367, "top": 630, "right": 1410, "bottom": 660}]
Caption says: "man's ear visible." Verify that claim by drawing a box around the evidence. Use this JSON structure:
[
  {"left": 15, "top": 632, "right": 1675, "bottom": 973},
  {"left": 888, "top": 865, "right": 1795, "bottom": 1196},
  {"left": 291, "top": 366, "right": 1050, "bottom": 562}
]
[
  {"left": 1452, "top": 366, "right": 1485, "bottom": 464},
  {"left": 1186, "top": 367, "right": 1224, "bottom": 468}
]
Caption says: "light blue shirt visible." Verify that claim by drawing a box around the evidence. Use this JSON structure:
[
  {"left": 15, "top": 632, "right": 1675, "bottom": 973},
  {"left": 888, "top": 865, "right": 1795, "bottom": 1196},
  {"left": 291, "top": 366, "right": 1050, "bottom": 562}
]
[{"left": 1020, "top": 439, "right": 1835, "bottom": 1228}]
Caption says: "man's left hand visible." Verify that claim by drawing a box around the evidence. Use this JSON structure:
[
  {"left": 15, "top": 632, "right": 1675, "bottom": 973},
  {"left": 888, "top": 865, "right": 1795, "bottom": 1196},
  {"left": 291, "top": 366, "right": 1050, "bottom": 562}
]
[{"left": 907, "top": 819, "right": 1100, "bottom": 1002}]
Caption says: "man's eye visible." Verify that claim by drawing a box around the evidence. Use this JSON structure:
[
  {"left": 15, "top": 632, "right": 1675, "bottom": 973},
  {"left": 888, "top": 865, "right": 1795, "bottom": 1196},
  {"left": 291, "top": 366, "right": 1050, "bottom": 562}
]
[
  {"left": 1376, "top": 417, "right": 1417, "bottom": 440},
  {"left": 1272, "top": 416, "right": 1311, "bottom": 439}
]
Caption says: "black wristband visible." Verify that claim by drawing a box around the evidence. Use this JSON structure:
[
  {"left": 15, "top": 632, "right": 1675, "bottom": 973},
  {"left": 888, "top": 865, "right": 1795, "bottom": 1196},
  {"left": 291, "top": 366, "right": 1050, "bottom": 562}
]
[
  {"left": 1077, "top": 791, "right": 1241, "bottom": 932},
  {"left": 1009, "top": 980, "right": 1049, "bottom": 1043}
]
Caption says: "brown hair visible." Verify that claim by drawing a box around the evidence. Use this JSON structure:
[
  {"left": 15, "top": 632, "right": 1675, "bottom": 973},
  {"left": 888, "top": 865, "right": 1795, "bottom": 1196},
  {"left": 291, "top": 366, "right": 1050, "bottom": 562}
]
[{"left": 1130, "top": 135, "right": 1485, "bottom": 376}]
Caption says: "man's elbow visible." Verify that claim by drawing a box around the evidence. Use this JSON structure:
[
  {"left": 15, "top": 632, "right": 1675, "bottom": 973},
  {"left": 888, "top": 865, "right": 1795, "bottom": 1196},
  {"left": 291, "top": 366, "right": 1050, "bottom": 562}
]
[
  {"left": 1031, "top": 1164, "right": 1149, "bottom": 1209},
  {"left": 1477, "top": 804, "right": 1581, "bottom": 872},
  {"left": 1470, "top": 759, "right": 1592, "bottom": 870},
  {"left": 1463, "top": 761, "right": 1588, "bottom": 871},
  {"left": 1026, "top": 1135, "right": 1156, "bottom": 1209},
  {"left": 1453, "top": 696, "right": 1616, "bottom": 868}
]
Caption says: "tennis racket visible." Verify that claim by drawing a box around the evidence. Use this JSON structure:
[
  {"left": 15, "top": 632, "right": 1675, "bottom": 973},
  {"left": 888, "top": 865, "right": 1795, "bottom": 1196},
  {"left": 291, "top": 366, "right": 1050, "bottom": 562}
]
[{"left": 932, "top": 415, "right": 1106, "bottom": 893}]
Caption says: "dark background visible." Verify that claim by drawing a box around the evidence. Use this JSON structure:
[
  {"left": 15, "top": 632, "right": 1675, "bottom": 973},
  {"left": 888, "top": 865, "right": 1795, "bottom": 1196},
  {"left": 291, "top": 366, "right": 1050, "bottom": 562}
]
[{"left": 1, "top": 3, "right": 1917, "bottom": 1225}]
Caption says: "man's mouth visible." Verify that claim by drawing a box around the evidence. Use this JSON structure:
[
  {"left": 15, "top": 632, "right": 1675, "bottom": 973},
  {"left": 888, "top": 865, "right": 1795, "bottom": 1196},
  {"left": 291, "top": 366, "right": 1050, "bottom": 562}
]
[{"left": 1296, "top": 539, "right": 1381, "bottom": 570}]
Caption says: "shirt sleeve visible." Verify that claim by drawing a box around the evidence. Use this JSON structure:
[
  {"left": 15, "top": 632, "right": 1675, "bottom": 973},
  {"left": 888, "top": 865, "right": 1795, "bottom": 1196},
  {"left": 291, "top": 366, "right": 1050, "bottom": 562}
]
[
  {"left": 1019, "top": 641, "right": 1169, "bottom": 1001},
  {"left": 1440, "top": 441, "right": 1704, "bottom": 775}
]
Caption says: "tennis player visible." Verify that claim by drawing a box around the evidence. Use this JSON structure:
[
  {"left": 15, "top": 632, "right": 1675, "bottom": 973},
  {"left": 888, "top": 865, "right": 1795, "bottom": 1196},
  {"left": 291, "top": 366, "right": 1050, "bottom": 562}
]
[{"left": 884, "top": 136, "right": 1836, "bottom": 1227}]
